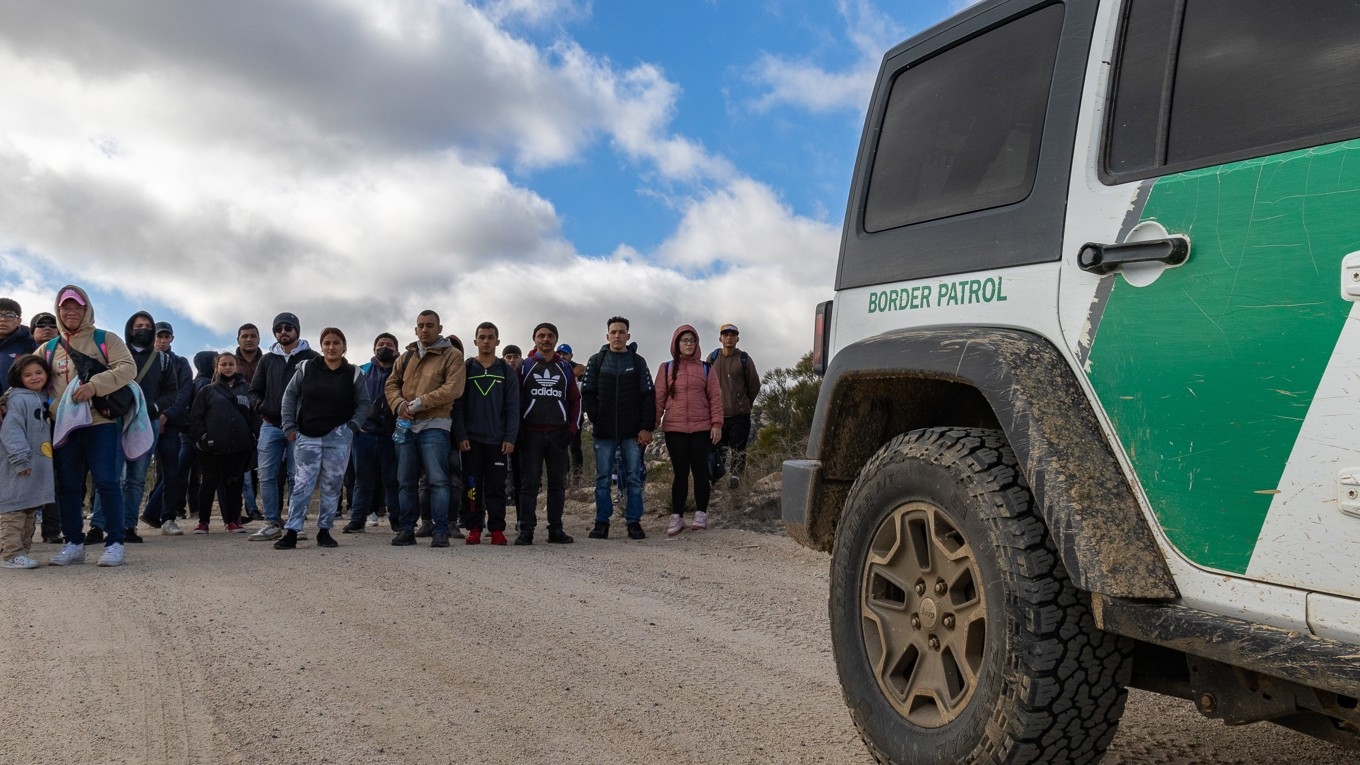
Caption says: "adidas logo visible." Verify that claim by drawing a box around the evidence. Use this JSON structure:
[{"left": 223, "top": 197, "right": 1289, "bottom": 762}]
[{"left": 530, "top": 368, "right": 564, "bottom": 398}]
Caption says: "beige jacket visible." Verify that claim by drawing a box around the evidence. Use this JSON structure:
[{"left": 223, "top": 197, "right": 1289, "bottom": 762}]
[
  {"left": 384, "top": 337, "right": 466, "bottom": 421},
  {"left": 44, "top": 285, "right": 136, "bottom": 426}
]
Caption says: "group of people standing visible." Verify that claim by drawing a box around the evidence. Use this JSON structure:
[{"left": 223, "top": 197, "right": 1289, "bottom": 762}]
[{"left": 0, "top": 285, "right": 761, "bottom": 570}]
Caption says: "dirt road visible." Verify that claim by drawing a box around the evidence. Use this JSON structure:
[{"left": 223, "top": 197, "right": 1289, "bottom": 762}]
[{"left": 1, "top": 505, "right": 1352, "bottom": 764}]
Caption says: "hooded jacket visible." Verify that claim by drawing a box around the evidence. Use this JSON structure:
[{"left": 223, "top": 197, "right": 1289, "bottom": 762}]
[
  {"left": 453, "top": 356, "right": 520, "bottom": 445},
  {"left": 0, "top": 324, "right": 36, "bottom": 395},
  {"left": 654, "top": 325, "right": 723, "bottom": 435},
  {"left": 358, "top": 357, "right": 397, "bottom": 435},
  {"left": 384, "top": 337, "right": 466, "bottom": 424},
  {"left": 122, "top": 311, "right": 179, "bottom": 419},
  {"left": 176, "top": 351, "right": 220, "bottom": 443},
  {"left": 519, "top": 348, "right": 581, "bottom": 433},
  {"left": 0, "top": 387, "right": 55, "bottom": 513},
  {"left": 159, "top": 350, "right": 194, "bottom": 430},
  {"left": 581, "top": 341, "right": 655, "bottom": 439},
  {"left": 43, "top": 285, "right": 136, "bottom": 426},
  {"left": 248, "top": 339, "right": 319, "bottom": 427}
]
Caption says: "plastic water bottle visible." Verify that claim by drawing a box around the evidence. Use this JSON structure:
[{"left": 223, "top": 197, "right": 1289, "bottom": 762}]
[{"left": 393, "top": 417, "right": 412, "bottom": 444}]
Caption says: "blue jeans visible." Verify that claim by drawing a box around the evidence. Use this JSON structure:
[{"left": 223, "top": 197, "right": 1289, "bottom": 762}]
[
  {"left": 593, "top": 437, "right": 643, "bottom": 524},
  {"left": 351, "top": 431, "right": 398, "bottom": 524},
  {"left": 242, "top": 470, "right": 258, "bottom": 515},
  {"left": 92, "top": 430, "right": 157, "bottom": 531},
  {"left": 257, "top": 422, "right": 296, "bottom": 525},
  {"left": 55, "top": 423, "right": 125, "bottom": 546},
  {"left": 144, "top": 427, "right": 182, "bottom": 526},
  {"left": 396, "top": 428, "right": 450, "bottom": 534},
  {"left": 284, "top": 426, "right": 353, "bottom": 532}
]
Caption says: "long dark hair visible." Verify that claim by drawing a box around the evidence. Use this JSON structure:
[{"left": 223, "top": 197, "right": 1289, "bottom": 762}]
[{"left": 6, "top": 354, "right": 53, "bottom": 393}]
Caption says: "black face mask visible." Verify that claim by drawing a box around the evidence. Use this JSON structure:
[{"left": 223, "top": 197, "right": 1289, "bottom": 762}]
[
  {"left": 375, "top": 347, "right": 397, "bottom": 363},
  {"left": 131, "top": 328, "right": 155, "bottom": 347}
]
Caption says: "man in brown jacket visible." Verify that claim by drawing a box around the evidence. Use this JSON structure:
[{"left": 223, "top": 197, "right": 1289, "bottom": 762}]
[
  {"left": 708, "top": 323, "right": 761, "bottom": 488},
  {"left": 385, "top": 309, "right": 465, "bottom": 547}
]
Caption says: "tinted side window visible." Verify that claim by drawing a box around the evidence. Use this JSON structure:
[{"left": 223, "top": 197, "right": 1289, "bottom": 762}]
[
  {"left": 1107, "top": 0, "right": 1360, "bottom": 179},
  {"left": 863, "top": 5, "right": 1063, "bottom": 232}
]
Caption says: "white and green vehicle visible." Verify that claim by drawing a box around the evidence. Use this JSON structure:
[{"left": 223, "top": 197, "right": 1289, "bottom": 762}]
[{"left": 782, "top": 1, "right": 1360, "bottom": 762}]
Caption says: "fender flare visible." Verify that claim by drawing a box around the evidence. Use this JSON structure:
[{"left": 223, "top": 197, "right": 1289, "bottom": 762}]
[{"left": 788, "top": 326, "right": 1177, "bottom": 600}]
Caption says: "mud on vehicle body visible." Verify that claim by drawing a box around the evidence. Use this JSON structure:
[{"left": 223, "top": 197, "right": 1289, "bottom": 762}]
[{"left": 784, "top": 1, "right": 1360, "bottom": 762}]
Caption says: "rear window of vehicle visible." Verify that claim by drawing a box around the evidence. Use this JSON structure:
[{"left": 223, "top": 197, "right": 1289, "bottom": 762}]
[
  {"left": 1107, "top": 0, "right": 1360, "bottom": 180},
  {"left": 863, "top": 4, "right": 1064, "bottom": 232}
]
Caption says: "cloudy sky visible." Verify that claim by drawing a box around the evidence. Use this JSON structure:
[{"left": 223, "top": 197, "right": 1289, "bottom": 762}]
[{"left": 0, "top": 0, "right": 970, "bottom": 370}]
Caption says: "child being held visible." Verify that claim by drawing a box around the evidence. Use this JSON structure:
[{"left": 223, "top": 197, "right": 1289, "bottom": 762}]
[{"left": 0, "top": 355, "right": 56, "bottom": 569}]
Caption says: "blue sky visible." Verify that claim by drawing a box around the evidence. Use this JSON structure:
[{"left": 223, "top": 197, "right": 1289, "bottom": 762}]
[{"left": 0, "top": 0, "right": 969, "bottom": 370}]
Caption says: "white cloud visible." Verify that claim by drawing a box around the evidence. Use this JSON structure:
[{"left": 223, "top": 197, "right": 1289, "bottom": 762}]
[
  {"left": 0, "top": 0, "right": 827, "bottom": 369},
  {"left": 748, "top": 0, "right": 905, "bottom": 114}
]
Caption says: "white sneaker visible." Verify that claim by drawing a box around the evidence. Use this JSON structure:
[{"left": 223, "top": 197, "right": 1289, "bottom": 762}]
[
  {"left": 666, "top": 514, "right": 685, "bottom": 537},
  {"left": 690, "top": 511, "right": 708, "bottom": 530},
  {"left": 161, "top": 519, "right": 183, "bottom": 536},
  {"left": 1, "top": 554, "right": 39, "bottom": 569},
  {"left": 248, "top": 523, "right": 281, "bottom": 541},
  {"left": 97, "top": 543, "right": 125, "bottom": 567},
  {"left": 49, "top": 543, "right": 86, "bottom": 566},
  {"left": 296, "top": 530, "right": 308, "bottom": 541},
  {"left": 366, "top": 513, "right": 379, "bottom": 527}
]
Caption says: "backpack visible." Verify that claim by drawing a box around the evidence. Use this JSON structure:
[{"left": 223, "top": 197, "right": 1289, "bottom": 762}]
[
  {"left": 661, "top": 359, "right": 710, "bottom": 399},
  {"left": 42, "top": 330, "right": 136, "bottom": 419},
  {"left": 706, "top": 348, "right": 751, "bottom": 369}
]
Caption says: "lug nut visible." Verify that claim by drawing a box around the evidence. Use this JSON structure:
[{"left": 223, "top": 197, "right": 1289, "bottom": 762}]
[
  {"left": 915, "top": 583, "right": 926, "bottom": 595},
  {"left": 942, "top": 615, "right": 954, "bottom": 629},
  {"left": 911, "top": 616, "right": 921, "bottom": 629},
  {"left": 935, "top": 581, "right": 947, "bottom": 595},
  {"left": 928, "top": 637, "right": 940, "bottom": 650}
]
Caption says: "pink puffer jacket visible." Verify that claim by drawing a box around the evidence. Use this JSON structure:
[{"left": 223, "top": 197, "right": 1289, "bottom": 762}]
[{"left": 654, "top": 325, "right": 723, "bottom": 434}]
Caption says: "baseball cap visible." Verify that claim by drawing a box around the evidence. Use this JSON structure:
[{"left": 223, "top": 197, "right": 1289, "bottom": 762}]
[
  {"left": 556, "top": 343, "right": 573, "bottom": 354},
  {"left": 58, "top": 288, "right": 86, "bottom": 306},
  {"left": 154, "top": 321, "right": 174, "bottom": 336},
  {"left": 30, "top": 312, "right": 56, "bottom": 329},
  {"left": 719, "top": 323, "right": 739, "bottom": 334}
]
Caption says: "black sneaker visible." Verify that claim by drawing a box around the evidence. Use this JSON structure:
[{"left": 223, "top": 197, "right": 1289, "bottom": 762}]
[
  {"left": 42, "top": 535, "right": 64, "bottom": 545},
  {"left": 248, "top": 510, "right": 265, "bottom": 522},
  {"left": 391, "top": 529, "right": 417, "bottom": 546},
  {"left": 316, "top": 529, "right": 338, "bottom": 548},
  {"left": 449, "top": 526, "right": 465, "bottom": 540},
  {"left": 626, "top": 522, "right": 646, "bottom": 540},
  {"left": 139, "top": 513, "right": 160, "bottom": 529},
  {"left": 414, "top": 523, "right": 434, "bottom": 538},
  {"left": 431, "top": 531, "right": 450, "bottom": 547},
  {"left": 547, "top": 530, "right": 574, "bottom": 544},
  {"left": 274, "top": 529, "right": 298, "bottom": 550},
  {"left": 341, "top": 520, "right": 366, "bottom": 534},
  {"left": 588, "top": 521, "right": 609, "bottom": 539},
  {"left": 85, "top": 527, "right": 104, "bottom": 544},
  {"left": 513, "top": 534, "right": 533, "bottom": 546},
  {"left": 124, "top": 528, "right": 144, "bottom": 543}
]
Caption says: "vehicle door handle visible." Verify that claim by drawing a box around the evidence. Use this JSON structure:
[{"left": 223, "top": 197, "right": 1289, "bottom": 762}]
[{"left": 1077, "top": 236, "right": 1190, "bottom": 275}]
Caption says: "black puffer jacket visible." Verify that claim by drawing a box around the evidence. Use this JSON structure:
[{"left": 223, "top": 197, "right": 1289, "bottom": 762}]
[
  {"left": 189, "top": 374, "right": 258, "bottom": 455},
  {"left": 581, "top": 342, "right": 656, "bottom": 439},
  {"left": 249, "top": 344, "right": 319, "bottom": 427}
]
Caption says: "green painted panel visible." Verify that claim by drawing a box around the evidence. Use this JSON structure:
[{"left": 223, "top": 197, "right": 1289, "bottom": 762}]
[{"left": 1086, "top": 140, "right": 1360, "bottom": 573}]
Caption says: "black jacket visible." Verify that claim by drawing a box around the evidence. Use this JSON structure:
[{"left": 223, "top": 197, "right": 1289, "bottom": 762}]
[
  {"left": 189, "top": 374, "right": 258, "bottom": 455},
  {"left": 0, "top": 325, "right": 36, "bottom": 395},
  {"left": 249, "top": 344, "right": 319, "bottom": 427},
  {"left": 159, "top": 350, "right": 194, "bottom": 431},
  {"left": 453, "top": 356, "right": 520, "bottom": 445},
  {"left": 581, "top": 342, "right": 656, "bottom": 439},
  {"left": 122, "top": 312, "right": 178, "bottom": 419}
]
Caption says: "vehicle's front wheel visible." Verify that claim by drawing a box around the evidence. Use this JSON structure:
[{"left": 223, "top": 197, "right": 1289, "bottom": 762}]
[{"left": 830, "top": 427, "right": 1131, "bottom": 764}]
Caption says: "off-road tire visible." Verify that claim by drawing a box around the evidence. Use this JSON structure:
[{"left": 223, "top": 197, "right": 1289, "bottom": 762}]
[{"left": 830, "top": 427, "right": 1132, "bottom": 764}]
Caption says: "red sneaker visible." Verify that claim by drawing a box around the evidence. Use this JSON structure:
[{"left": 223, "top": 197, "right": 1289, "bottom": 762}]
[
  {"left": 193, "top": 523, "right": 209, "bottom": 535},
  {"left": 489, "top": 530, "right": 508, "bottom": 546},
  {"left": 465, "top": 528, "right": 482, "bottom": 545},
  {"left": 224, "top": 523, "right": 246, "bottom": 533}
]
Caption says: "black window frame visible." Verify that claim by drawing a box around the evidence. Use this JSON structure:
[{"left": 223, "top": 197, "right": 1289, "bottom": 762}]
[
  {"left": 836, "top": 0, "right": 1096, "bottom": 292},
  {"left": 1101, "top": 0, "right": 1360, "bottom": 185}
]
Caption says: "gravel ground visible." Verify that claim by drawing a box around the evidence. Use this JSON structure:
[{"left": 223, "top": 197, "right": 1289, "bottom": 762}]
[{"left": 0, "top": 497, "right": 1353, "bottom": 764}]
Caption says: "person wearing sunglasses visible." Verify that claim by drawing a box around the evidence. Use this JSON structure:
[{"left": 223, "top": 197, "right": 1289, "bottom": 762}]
[{"left": 247, "top": 312, "right": 319, "bottom": 542}]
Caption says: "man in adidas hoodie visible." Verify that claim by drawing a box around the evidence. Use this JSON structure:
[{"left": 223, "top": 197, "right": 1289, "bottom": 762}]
[
  {"left": 90, "top": 311, "right": 179, "bottom": 543},
  {"left": 514, "top": 322, "right": 581, "bottom": 545},
  {"left": 247, "top": 312, "right": 319, "bottom": 541}
]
